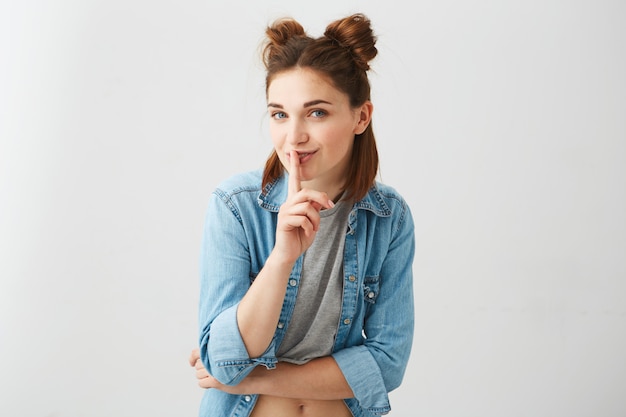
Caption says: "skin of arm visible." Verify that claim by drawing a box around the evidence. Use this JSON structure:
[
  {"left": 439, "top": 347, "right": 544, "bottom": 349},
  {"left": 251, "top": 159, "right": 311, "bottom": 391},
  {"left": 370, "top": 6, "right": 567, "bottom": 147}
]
[
  {"left": 190, "top": 349, "right": 354, "bottom": 400},
  {"left": 236, "top": 151, "right": 334, "bottom": 358},
  {"left": 235, "top": 253, "right": 295, "bottom": 358}
]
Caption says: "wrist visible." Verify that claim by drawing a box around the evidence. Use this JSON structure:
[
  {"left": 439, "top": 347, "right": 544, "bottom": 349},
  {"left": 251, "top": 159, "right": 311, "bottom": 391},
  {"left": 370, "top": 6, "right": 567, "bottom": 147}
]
[{"left": 266, "top": 250, "right": 297, "bottom": 272}]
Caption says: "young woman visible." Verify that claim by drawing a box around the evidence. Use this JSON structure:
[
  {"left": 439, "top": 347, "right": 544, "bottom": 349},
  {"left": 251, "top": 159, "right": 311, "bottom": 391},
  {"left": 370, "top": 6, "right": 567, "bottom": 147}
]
[{"left": 189, "top": 13, "right": 415, "bottom": 417}]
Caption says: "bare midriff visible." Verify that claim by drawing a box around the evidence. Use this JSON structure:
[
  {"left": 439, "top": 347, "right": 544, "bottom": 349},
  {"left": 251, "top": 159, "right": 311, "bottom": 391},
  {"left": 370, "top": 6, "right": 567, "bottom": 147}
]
[{"left": 250, "top": 395, "right": 353, "bottom": 417}]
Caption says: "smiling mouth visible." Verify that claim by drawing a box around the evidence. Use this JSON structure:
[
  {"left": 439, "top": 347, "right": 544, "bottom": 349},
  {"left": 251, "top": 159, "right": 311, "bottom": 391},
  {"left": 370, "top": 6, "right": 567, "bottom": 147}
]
[{"left": 291, "top": 151, "right": 315, "bottom": 161}]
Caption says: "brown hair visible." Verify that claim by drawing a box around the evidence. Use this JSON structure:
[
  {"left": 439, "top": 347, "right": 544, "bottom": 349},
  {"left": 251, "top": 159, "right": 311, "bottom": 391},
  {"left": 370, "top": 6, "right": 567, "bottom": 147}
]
[{"left": 261, "top": 13, "right": 379, "bottom": 201}]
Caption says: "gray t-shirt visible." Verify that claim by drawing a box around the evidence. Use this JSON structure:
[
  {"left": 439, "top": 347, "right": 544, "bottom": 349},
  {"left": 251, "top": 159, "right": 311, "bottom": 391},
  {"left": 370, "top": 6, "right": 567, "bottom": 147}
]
[{"left": 276, "top": 198, "right": 351, "bottom": 364}]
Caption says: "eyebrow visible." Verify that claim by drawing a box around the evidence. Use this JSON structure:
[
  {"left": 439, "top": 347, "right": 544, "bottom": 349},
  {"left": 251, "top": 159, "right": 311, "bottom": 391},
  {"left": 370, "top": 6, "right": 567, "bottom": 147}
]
[{"left": 267, "top": 99, "right": 333, "bottom": 109}]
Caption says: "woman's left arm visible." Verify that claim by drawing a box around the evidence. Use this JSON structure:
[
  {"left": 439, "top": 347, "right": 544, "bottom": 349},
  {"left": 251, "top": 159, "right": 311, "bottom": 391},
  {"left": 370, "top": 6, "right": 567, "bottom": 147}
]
[{"left": 190, "top": 349, "right": 353, "bottom": 400}]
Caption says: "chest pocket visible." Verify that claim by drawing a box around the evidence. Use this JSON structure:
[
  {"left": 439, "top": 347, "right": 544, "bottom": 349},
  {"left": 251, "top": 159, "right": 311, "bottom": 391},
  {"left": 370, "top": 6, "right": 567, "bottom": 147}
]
[{"left": 363, "top": 276, "right": 380, "bottom": 304}]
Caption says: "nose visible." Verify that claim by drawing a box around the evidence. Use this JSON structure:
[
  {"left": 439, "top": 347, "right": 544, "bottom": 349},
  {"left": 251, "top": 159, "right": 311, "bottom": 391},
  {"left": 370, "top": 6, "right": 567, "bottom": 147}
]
[{"left": 286, "top": 119, "right": 308, "bottom": 145}]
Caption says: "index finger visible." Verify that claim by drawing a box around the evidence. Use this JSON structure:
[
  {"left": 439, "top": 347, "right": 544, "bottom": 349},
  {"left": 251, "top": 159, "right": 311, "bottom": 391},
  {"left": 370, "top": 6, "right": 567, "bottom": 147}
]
[{"left": 288, "top": 150, "right": 302, "bottom": 195}]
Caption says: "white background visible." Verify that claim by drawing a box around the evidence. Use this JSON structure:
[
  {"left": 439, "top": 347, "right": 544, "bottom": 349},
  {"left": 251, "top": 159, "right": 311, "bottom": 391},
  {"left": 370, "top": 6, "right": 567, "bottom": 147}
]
[{"left": 1, "top": 1, "right": 624, "bottom": 416}]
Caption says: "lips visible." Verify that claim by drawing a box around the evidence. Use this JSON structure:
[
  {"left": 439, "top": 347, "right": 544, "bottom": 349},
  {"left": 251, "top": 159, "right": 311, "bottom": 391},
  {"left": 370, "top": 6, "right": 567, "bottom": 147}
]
[{"left": 290, "top": 151, "right": 316, "bottom": 162}]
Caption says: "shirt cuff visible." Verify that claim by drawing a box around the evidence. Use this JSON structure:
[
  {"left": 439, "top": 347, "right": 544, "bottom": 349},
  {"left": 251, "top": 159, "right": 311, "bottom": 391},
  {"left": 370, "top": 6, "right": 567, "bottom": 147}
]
[
  {"left": 333, "top": 346, "right": 391, "bottom": 415},
  {"left": 204, "top": 304, "right": 278, "bottom": 385}
]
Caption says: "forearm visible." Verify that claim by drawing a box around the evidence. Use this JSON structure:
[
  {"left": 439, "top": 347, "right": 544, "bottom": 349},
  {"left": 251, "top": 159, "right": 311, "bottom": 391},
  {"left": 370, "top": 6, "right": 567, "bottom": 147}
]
[
  {"left": 227, "top": 356, "right": 354, "bottom": 400},
  {"left": 237, "top": 157, "right": 331, "bottom": 359},
  {"left": 236, "top": 251, "right": 294, "bottom": 358}
]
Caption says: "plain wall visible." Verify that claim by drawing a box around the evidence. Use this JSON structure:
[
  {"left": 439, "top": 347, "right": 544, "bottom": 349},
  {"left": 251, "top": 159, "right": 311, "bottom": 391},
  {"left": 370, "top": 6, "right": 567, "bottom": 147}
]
[{"left": 1, "top": 0, "right": 624, "bottom": 416}]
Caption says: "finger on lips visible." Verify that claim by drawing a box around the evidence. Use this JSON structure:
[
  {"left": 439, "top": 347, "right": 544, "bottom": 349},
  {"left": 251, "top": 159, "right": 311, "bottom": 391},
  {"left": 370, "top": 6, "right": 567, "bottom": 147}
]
[
  {"left": 288, "top": 150, "right": 335, "bottom": 211},
  {"left": 289, "top": 150, "right": 301, "bottom": 195}
]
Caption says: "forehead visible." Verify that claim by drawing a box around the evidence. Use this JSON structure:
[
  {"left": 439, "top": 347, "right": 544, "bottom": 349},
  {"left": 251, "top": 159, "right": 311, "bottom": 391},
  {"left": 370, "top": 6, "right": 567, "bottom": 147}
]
[{"left": 267, "top": 68, "right": 348, "bottom": 105}]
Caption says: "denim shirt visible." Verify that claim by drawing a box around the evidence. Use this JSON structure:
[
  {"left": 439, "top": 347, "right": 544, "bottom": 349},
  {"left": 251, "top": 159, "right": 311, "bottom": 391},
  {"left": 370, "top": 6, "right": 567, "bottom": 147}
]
[{"left": 198, "top": 169, "right": 415, "bottom": 417}]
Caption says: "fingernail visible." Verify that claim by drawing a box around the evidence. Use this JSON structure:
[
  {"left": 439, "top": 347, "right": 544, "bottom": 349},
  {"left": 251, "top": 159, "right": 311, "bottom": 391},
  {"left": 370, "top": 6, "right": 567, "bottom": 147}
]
[{"left": 328, "top": 199, "right": 335, "bottom": 208}]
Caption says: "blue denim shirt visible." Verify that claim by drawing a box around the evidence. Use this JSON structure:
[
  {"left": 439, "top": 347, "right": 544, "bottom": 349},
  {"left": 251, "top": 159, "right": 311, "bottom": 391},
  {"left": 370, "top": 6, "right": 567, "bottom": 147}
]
[{"left": 198, "top": 169, "right": 415, "bottom": 417}]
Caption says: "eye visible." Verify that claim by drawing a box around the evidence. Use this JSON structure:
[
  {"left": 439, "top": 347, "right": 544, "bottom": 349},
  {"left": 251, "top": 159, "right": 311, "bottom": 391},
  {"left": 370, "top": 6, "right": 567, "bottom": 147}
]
[
  {"left": 310, "top": 109, "right": 327, "bottom": 118},
  {"left": 271, "top": 111, "right": 287, "bottom": 120}
]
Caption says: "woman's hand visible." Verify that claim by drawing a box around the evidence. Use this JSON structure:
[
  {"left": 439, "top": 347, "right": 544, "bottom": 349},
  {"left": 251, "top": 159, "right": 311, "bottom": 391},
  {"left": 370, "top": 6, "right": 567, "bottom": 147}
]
[
  {"left": 274, "top": 150, "right": 334, "bottom": 263},
  {"left": 189, "top": 348, "right": 352, "bottom": 399},
  {"left": 189, "top": 348, "right": 221, "bottom": 389},
  {"left": 189, "top": 348, "right": 255, "bottom": 394}
]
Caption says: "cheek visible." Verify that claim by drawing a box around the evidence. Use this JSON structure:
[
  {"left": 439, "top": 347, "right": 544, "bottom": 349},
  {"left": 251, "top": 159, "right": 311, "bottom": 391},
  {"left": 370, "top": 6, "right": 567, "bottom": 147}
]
[
  {"left": 269, "top": 127, "right": 288, "bottom": 165},
  {"left": 269, "top": 124, "right": 283, "bottom": 146},
  {"left": 323, "top": 124, "right": 355, "bottom": 149}
]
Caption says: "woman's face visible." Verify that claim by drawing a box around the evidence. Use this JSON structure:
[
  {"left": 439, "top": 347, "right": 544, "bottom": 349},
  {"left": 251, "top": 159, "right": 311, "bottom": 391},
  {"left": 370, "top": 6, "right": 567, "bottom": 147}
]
[{"left": 267, "top": 67, "right": 371, "bottom": 198}]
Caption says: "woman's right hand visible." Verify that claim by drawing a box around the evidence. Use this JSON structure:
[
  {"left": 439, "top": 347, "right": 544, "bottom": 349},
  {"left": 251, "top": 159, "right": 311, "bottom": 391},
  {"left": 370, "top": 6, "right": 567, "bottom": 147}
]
[
  {"left": 236, "top": 151, "right": 336, "bottom": 358},
  {"left": 273, "top": 150, "right": 334, "bottom": 263}
]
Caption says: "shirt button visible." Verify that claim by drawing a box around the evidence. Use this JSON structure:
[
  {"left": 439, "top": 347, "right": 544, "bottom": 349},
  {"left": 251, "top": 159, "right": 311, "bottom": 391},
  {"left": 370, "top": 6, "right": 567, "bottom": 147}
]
[
  {"left": 244, "top": 395, "right": 251, "bottom": 402},
  {"left": 368, "top": 292, "right": 375, "bottom": 298},
  {"left": 289, "top": 279, "right": 297, "bottom": 287},
  {"left": 277, "top": 322, "right": 284, "bottom": 329},
  {"left": 343, "top": 318, "right": 351, "bottom": 325},
  {"left": 348, "top": 275, "right": 356, "bottom": 282}
]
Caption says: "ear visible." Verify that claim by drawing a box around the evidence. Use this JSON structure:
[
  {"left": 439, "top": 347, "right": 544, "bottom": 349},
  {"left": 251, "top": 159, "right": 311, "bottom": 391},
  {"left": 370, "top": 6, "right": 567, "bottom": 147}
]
[{"left": 353, "top": 101, "right": 373, "bottom": 135}]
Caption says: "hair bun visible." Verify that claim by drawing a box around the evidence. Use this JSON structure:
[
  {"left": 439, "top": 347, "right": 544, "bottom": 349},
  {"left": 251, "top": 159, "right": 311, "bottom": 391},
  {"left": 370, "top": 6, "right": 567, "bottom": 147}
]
[
  {"left": 264, "top": 18, "right": 307, "bottom": 62},
  {"left": 324, "top": 13, "right": 377, "bottom": 71}
]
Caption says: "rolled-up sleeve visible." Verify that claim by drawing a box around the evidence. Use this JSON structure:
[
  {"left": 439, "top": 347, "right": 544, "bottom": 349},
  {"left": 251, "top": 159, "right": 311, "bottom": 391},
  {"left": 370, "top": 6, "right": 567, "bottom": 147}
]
[
  {"left": 198, "top": 191, "right": 277, "bottom": 385},
  {"left": 333, "top": 346, "right": 392, "bottom": 414},
  {"left": 201, "top": 303, "right": 277, "bottom": 385}
]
